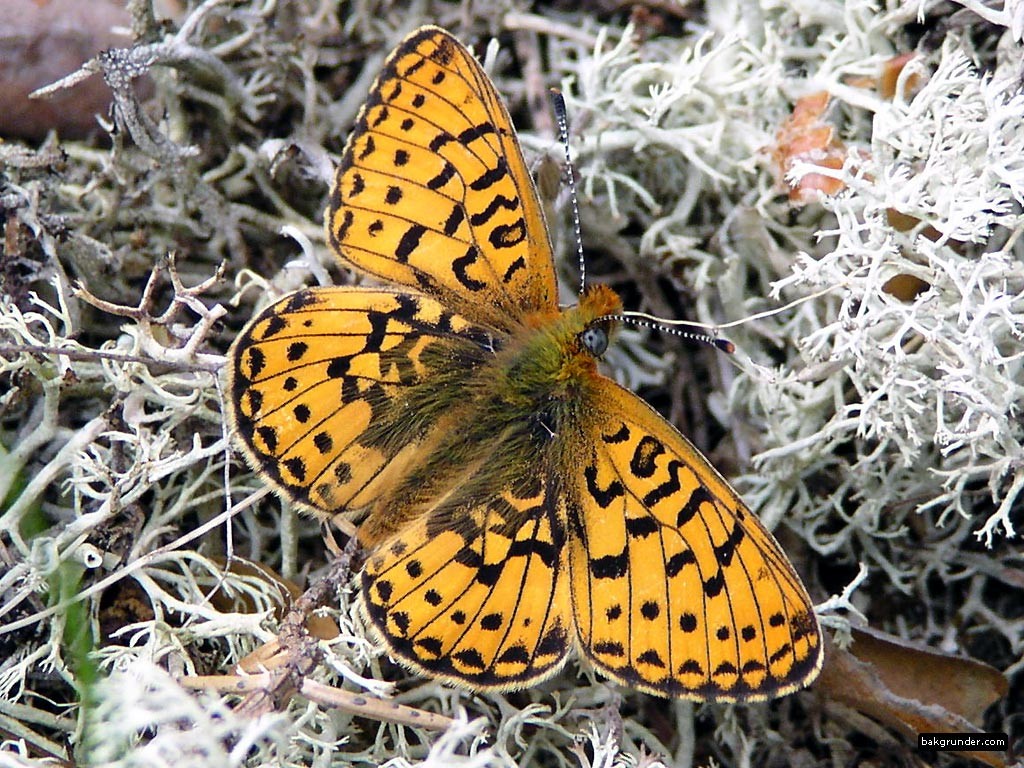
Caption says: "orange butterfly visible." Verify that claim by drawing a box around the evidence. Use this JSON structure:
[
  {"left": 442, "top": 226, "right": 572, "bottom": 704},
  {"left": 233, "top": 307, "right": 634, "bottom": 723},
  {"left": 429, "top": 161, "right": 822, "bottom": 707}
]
[{"left": 228, "top": 26, "right": 822, "bottom": 700}]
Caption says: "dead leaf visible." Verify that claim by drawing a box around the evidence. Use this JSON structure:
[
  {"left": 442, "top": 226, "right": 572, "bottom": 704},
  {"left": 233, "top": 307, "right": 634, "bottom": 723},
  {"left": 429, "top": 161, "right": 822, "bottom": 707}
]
[
  {"left": 772, "top": 92, "right": 850, "bottom": 203},
  {"left": 816, "top": 626, "right": 1009, "bottom": 767},
  {"left": 846, "top": 53, "right": 924, "bottom": 101},
  {"left": 882, "top": 273, "right": 931, "bottom": 302}
]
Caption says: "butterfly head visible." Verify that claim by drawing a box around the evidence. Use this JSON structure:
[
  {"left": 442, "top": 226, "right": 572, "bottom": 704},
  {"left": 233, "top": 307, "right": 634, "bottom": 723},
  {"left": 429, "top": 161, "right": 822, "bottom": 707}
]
[
  {"left": 506, "top": 283, "right": 622, "bottom": 396},
  {"left": 580, "top": 325, "right": 608, "bottom": 356},
  {"left": 574, "top": 283, "right": 623, "bottom": 360}
]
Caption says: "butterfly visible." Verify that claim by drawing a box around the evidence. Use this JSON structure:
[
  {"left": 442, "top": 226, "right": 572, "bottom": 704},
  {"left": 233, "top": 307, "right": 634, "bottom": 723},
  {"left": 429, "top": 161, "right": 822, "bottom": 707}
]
[{"left": 228, "top": 26, "right": 823, "bottom": 701}]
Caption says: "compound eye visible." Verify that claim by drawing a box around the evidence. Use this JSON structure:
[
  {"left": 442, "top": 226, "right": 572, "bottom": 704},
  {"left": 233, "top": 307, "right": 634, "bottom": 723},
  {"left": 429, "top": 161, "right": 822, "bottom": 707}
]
[{"left": 580, "top": 326, "right": 608, "bottom": 357}]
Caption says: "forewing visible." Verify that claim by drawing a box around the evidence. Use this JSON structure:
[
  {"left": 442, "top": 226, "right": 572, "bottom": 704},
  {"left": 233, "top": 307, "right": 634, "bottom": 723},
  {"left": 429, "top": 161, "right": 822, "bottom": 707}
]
[
  {"left": 361, "top": 470, "right": 571, "bottom": 690},
  {"left": 325, "top": 26, "right": 558, "bottom": 330},
  {"left": 567, "top": 378, "right": 823, "bottom": 701},
  {"left": 228, "top": 287, "right": 495, "bottom": 518}
]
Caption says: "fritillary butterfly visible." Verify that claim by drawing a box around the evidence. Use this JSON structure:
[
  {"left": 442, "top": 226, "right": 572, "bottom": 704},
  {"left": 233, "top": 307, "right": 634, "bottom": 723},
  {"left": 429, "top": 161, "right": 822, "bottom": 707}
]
[{"left": 228, "top": 26, "right": 823, "bottom": 700}]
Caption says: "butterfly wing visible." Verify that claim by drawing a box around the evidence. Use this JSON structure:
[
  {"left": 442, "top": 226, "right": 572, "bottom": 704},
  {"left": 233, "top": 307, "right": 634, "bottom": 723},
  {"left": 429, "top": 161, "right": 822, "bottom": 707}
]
[
  {"left": 228, "top": 286, "right": 498, "bottom": 519},
  {"left": 566, "top": 377, "right": 823, "bottom": 701},
  {"left": 360, "top": 469, "right": 571, "bottom": 690},
  {"left": 326, "top": 27, "right": 558, "bottom": 330}
]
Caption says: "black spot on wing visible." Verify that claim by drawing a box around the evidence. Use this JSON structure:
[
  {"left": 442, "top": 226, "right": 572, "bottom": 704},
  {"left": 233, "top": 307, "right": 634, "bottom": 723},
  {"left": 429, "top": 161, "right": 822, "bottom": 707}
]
[
  {"left": 679, "top": 612, "right": 698, "bottom": 632},
  {"left": 637, "top": 649, "right": 666, "bottom": 668},
  {"left": 768, "top": 643, "right": 793, "bottom": 664},
  {"left": 677, "top": 486, "right": 714, "bottom": 527},
  {"left": 256, "top": 426, "right": 277, "bottom": 452},
  {"left": 703, "top": 570, "right": 725, "bottom": 597},
  {"left": 584, "top": 464, "right": 624, "bottom": 508},
  {"left": 284, "top": 290, "right": 317, "bottom": 312},
  {"left": 678, "top": 659, "right": 703, "bottom": 675},
  {"left": 469, "top": 194, "right": 518, "bottom": 226},
  {"left": 428, "top": 130, "right": 454, "bottom": 151},
  {"left": 443, "top": 205, "right": 465, "bottom": 236},
  {"left": 503, "top": 256, "right": 526, "bottom": 283},
  {"left": 642, "top": 459, "right": 683, "bottom": 507},
  {"left": 594, "top": 640, "right": 625, "bottom": 658},
  {"left": 427, "top": 161, "right": 456, "bottom": 190},
  {"left": 625, "top": 516, "right": 658, "bottom": 538},
  {"left": 313, "top": 432, "right": 333, "bottom": 453},
  {"left": 630, "top": 435, "right": 664, "bottom": 478},
  {"left": 415, "top": 636, "right": 441, "bottom": 656},
  {"left": 261, "top": 314, "right": 287, "bottom": 339},
  {"left": 451, "top": 246, "right": 487, "bottom": 291},
  {"left": 243, "top": 347, "right": 265, "bottom": 380},
  {"left": 497, "top": 644, "right": 529, "bottom": 664},
  {"left": 480, "top": 612, "right": 503, "bottom": 631},
  {"left": 640, "top": 600, "right": 660, "bottom": 620},
  {"left": 713, "top": 523, "right": 745, "bottom": 567},
  {"left": 395, "top": 224, "right": 426, "bottom": 262},
  {"left": 590, "top": 547, "right": 628, "bottom": 579},
  {"left": 245, "top": 389, "right": 263, "bottom": 413},
  {"left": 469, "top": 158, "right": 508, "bottom": 191},
  {"left": 665, "top": 549, "right": 696, "bottom": 577},
  {"left": 489, "top": 219, "right": 526, "bottom": 249},
  {"left": 602, "top": 423, "right": 630, "bottom": 444},
  {"left": 713, "top": 661, "right": 738, "bottom": 677},
  {"left": 453, "top": 648, "right": 485, "bottom": 670},
  {"left": 283, "top": 457, "right": 306, "bottom": 481},
  {"left": 475, "top": 562, "right": 504, "bottom": 586},
  {"left": 536, "top": 624, "right": 567, "bottom": 656},
  {"left": 507, "top": 538, "right": 558, "bottom": 569},
  {"left": 458, "top": 123, "right": 497, "bottom": 146}
]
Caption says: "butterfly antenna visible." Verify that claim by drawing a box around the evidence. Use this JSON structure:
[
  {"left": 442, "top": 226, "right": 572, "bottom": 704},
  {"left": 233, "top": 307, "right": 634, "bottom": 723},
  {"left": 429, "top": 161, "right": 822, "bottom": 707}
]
[
  {"left": 598, "top": 312, "right": 737, "bottom": 354},
  {"left": 550, "top": 89, "right": 586, "bottom": 295}
]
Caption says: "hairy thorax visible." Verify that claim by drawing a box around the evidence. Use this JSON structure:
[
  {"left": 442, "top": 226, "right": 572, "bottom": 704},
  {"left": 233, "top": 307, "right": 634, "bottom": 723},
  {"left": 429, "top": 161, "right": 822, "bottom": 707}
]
[{"left": 357, "top": 284, "right": 622, "bottom": 546}]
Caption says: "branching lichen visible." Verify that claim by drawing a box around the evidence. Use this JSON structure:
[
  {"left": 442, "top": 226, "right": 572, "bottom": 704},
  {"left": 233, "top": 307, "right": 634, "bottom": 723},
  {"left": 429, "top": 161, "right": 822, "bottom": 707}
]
[{"left": 1, "top": 0, "right": 1020, "bottom": 766}]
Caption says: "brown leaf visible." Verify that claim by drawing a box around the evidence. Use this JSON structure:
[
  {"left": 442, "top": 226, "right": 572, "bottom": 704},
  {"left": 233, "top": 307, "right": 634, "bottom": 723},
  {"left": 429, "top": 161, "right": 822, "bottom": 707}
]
[
  {"left": 885, "top": 208, "right": 945, "bottom": 243},
  {"left": 845, "top": 53, "right": 924, "bottom": 101},
  {"left": 882, "top": 273, "right": 931, "bottom": 302},
  {"left": 772, "top": 92, "right": 851, "bottom": 204},
  {"left": 878, "top": 53, "right": 923, "bottom": 101},
  {"left": 816, "top": 626, "right": 1009, "bottom": 767}
]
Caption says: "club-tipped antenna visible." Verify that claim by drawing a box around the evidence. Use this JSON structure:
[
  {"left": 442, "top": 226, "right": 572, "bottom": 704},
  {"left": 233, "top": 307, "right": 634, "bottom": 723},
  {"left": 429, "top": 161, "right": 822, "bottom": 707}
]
[
  {"left": 550, "top": 89, "right": 586, "bottom": 295},
  {"left": 606, "top": 312, "right": 736, "bottom": 353},
  {"left": 594, "top": 278, "right": 857, "bottom": 355}
]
